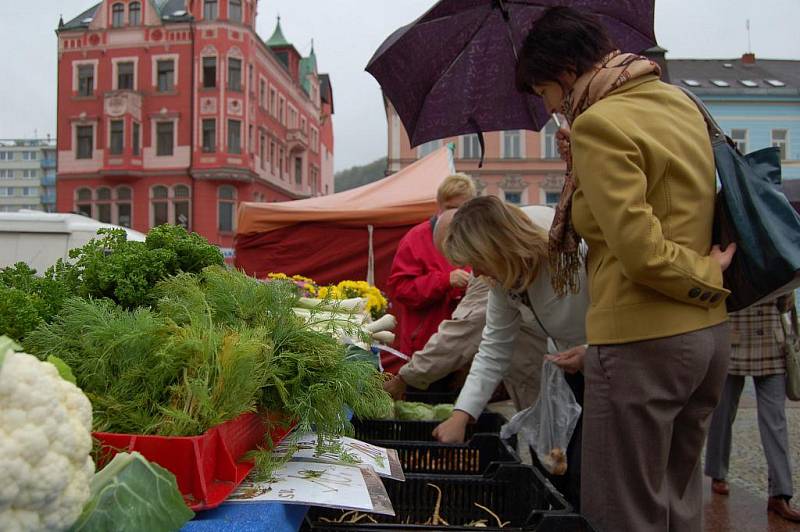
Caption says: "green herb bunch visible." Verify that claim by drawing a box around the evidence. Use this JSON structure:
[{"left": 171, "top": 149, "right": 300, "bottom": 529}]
[
  {"left": 69, "top": 225, "right": 224, "bottom": 308},
  {"left": 24, "top": 295, "right": 270, "bottom": 436},
  {"left": 23, "top": 265, "right": 391, "bottom": 438},
  {"left": 156, "top": 267, "right": 393, "bottom": 435},
  {"left": 0, "top": 263, "right": 76, "bottom": 341}
]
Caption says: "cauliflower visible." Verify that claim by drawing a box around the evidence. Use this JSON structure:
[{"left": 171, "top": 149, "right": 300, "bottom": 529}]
[{"left": 0, "top": 342, "right": 94, "bottom": 532}]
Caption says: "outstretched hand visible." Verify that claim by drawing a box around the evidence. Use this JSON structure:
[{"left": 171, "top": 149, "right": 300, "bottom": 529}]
[
  {"left": 383, "top": 375, "right": 407, "bottom": 400},
  {"left": 432, "top": 410, "right": 471, "bottom": 444},
  {"left": 545, "top": 345, "right": 587, "bottom": 374}
]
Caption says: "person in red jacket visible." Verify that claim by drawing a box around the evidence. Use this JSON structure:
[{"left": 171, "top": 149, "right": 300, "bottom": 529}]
[{"left": 383, "top": 173, "right": 476, "bottom": 374}]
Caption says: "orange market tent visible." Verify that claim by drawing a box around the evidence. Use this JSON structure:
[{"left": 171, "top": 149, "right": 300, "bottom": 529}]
[{"left": 235, "top": 145, "right": 455, "bottom": 289}]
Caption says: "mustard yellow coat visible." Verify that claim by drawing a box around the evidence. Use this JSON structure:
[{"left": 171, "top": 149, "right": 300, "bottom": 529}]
[{"left": 570, "top": 74, "right": 728, "bottom": 345}]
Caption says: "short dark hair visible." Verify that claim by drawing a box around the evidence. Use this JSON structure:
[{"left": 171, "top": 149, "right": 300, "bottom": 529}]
[{"left": 515, "top": 7, "right": 615, "bottom": 93}]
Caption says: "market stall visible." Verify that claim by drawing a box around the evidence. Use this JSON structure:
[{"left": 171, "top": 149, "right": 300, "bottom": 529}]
[{"left": 235, "top": 145, "right": 455, "bottom": 290}]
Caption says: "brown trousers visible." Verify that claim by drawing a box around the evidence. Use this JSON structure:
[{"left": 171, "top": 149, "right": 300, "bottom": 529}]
[{"left": 581, "top": 322, "right": 730, "bottom": 532}]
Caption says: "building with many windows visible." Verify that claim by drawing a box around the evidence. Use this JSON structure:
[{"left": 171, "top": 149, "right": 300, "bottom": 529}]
[
  {"left": 56, "top": 0, "right": 334, "bottom": 250},
  {"left": 386, "top": 52, "right": 799, "bottom": 206},
  {"left": 385, "top": 99, "right": 566, "bottom": 206},
  {"left": 0, "top": 138, "right": 58, "bottom": 213},
  {"left": 669, "top": 54, "right": 800, "bottom": 181}
]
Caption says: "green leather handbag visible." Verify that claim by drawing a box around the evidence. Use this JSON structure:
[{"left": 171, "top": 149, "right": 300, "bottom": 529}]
[{"left": 682, "top": 88, "right": 800, "bottom": 311}]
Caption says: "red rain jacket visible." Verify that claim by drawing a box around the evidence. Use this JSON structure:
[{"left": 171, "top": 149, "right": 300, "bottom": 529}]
[{"left": 383, "top": 218, "right": 465, "bottom": 374}]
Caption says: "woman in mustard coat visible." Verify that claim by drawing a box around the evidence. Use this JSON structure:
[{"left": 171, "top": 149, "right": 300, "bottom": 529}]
[{"left": 516, "top": 7, "right": 736, "bottom": 532}]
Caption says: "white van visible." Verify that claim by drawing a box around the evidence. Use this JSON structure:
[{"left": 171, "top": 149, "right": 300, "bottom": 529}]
[{"left": 0, "top": 211, "right": 146, "bottom": 273}]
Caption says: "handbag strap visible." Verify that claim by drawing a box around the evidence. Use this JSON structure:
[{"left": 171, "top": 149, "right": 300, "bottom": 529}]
[
  {"left": 519, "top": 290, "right": 561, "bottom": 352},
  {"left": 678, "top": 87, "right": 735, "bottom": 150}
]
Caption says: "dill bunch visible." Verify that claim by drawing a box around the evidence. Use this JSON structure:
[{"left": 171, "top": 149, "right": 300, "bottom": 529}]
[
  {"left": 263, "top": 321, "right": 393, "bottom": 435},
  {"left": 24, "top": 297, "right": 269, "bottom": 436}
]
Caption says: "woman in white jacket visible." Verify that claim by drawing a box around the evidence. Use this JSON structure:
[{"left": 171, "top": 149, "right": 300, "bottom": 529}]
[{"left": 433, "top": 196, "right": 588, "bottom": 441}]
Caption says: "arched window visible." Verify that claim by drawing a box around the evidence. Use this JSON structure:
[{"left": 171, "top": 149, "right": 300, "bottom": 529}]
[
  {"left": 173, "top": 185, "right": 191, "bottom": 229},
  {"left": 116, "top": 186, "right": 132, "bottom": 228},
  {"left": 129, "top": 2, "right": 141, "bottom": 26},
  {"left": 151, "top": 185, "right": 169, "bottom": 227},
  {"left": 218, "top": 186, "right": 237, "bottom": 232},
  {"left": 149, "top": 185, "right": 191, "bottom": 229},
  {"left": 96, "top": 187, "right": 112, "bottom": 223},
  {"left": 75, "top": 188, "right": 92, "bottom": 217},
  {"left": 111, "top": 3, "right": 125, "bottom": 27}
]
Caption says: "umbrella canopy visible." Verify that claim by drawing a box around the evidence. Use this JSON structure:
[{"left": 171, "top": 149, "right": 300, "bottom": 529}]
[{"left": 367, "top": 0, "right": 657, "bottom": 148}]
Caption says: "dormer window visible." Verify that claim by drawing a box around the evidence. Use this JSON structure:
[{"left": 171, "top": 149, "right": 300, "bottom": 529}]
[
  {"left": 112, "top": 3, "right": 125, "bottom": 27},
  {"left": 129, "top": 2, "right": 141, "bottom": 26}
]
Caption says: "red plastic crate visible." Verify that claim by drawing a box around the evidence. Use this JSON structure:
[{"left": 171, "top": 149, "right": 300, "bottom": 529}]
[{"left": 93, "top": 412, "right": 293, "bottom": 511}]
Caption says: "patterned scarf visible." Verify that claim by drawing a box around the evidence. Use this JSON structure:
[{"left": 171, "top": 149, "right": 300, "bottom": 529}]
[{"left": 548, "top": 51, "right": 662, "bottom": 296}]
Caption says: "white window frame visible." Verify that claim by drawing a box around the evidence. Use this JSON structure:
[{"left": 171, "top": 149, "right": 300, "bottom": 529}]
[
  {"left": 501, "top": 130, "right": 524, "bottom": 159},
  {"left": 74, "top": 121, "right": 97, "bottom": 160},
  {"left": 278, "top": 95, "right": 286, "bottom": 125},
  {"left": 541, "top": 119, "right": 558, "bottom": 159},
  {"left": 201, "top": 54, "right": 218, "bottom": 89},
  {"left": 115, "top": 186, "right": 134, "bottom": 228},
  {"left": 74, "top": 187, "right": 94, "bottom": 217},
  {"left": 772, "top": 128, "right": 789, "bottom": 161},
  {"left": 152, "top": 54, "right": 180, "bottom": 92},
  {"left": 112, "top": 57, "right": 139, "bottom": 91},
  {"left": 229, "top": 0, "right": 243, "bottom": 23},
  {"left": 203, "top": 0, "right": 218, "bottom": 20},
  {"left": 107, "top": 118, "right": 125, "bottom": 156},
  {"left": 128, "top": 1, "right": 142, "bottom": 26},
  {"left": 217, "top": 185, "right": 237, "bottom": 233},
  {"left": 227, "top": 119, "right": 242, "bottom": 154},
  {"left": 72, "top": 60, "right": 99, "bottom": 95},
  {"left": 226, "top": 49, "right": 244, "bottom": 92},
  {"left": 152, "top": 118, "right": 178, "bottom": 157},
  {"left": 259, "top": 76, "right": 267, "bottom": 108},
  {"left": 149, "top": 185, "right": 191, "bottom": 229},
  {"left": 310, "top": 126, "right": 319, "bottom": 153},
  {"left": 730, "top": 128, "right": 748, "bottom": 154},
  {"left": 460, "top": 134, "right": 480, "bottom": 159},
  {"left": 110, "top": 2, "right": 126, "bottom": 28},
  {"left": 269, "top": 86, "right": 277, "bottom": 116}
]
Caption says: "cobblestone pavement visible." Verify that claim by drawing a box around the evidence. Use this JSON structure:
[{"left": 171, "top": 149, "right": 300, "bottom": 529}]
[
  {"left": 489, "top": 377, "right": 800, "bottom": 531},
  {"left": 701, "top": 378, "right": 800, "bottom": 531},
  {"left": 703, "top": 379, "right": 800, "bottom": 500}
]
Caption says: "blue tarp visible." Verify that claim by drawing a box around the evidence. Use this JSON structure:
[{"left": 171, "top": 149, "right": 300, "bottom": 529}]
[{"left": 182, "top": 502, "right": 308, "bottom": 532}]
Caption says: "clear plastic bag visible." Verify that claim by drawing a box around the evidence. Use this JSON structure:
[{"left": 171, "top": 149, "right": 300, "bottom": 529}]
[{"left": 500, "top": 360, "right": 581, "bottom": 475}]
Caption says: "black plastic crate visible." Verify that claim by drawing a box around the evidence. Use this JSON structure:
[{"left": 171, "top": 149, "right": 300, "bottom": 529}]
[
  {"left": 303, "top": 463, "right": 592, "bottom": 531},
  {"left": 353, "top": 412, "right": 509, "bottom": 443},
  {"left": 372, "top": 433, "right": 519, "bottom": 475}
]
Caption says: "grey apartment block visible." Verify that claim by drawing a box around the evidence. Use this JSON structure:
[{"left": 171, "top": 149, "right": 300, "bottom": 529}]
[{"left": 0, "top": 138, "right": 57, "bottom": 213}]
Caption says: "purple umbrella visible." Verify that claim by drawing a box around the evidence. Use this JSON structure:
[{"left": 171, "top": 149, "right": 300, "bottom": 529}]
[{"left": 367, "top": 0, "right": 657, "bottom": 152}]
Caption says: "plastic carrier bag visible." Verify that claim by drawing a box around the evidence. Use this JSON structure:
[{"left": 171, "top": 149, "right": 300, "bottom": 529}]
[{"left": 501, "top": 360, "right": 581, "bottom": 475}]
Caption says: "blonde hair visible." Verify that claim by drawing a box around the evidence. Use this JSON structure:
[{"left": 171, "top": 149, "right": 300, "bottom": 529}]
[
  {"left": 444, "top": 196, "right": 549, "bottom": 292},
  {"left": 437, "top": 173, "right": 477, "bottom": 205}
]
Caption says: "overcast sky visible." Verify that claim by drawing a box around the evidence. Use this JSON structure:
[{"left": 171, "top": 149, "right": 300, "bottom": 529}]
[{"left": 0, "top": 0, "right": 798, "bottom": 171}]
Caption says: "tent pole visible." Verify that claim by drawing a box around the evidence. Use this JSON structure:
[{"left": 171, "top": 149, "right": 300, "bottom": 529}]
[{"left": 367, "top": 225, "right": 376, "bottom": 286}]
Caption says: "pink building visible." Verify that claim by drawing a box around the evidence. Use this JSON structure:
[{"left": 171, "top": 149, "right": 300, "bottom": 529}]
[
  {"left": 56, "top": 0, "right": 334, "bottom": 252},
  {"left": 385, "top": 100, "right": 566, "bottom": 206}
]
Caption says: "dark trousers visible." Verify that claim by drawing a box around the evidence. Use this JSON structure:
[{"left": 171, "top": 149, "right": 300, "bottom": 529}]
[{"left": 581, "top": 323, "right": 730, "bottom": 532}]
